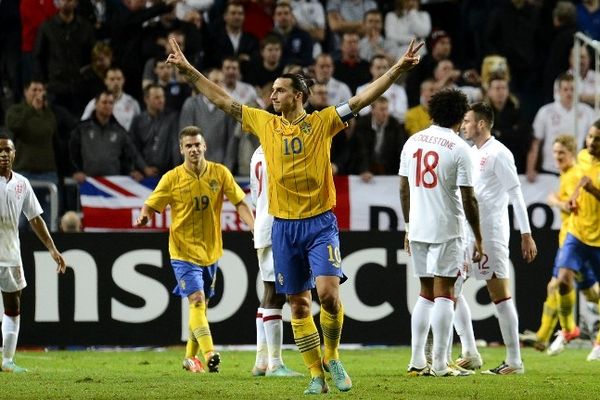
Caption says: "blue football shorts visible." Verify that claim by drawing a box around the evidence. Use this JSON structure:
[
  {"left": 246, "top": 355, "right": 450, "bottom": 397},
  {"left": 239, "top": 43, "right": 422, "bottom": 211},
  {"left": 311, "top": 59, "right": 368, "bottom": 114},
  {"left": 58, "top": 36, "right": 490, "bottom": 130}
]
[
  {"left": 171, "top": 259, "right": 218, "bottom": 298},
  {"left": 552, "top": 247, "right": 597, "bottom": 290},
  {"left": 271, "top": 210, "right": 347, "bottom": 295},
  {"left": 556, "top": 234, "right": 600, "bottom": 288}
]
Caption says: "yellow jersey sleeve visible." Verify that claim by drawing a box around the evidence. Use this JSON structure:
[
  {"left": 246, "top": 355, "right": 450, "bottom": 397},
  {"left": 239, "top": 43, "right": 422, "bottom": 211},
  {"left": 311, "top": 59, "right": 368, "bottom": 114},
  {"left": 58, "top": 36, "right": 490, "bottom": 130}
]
[
  {"left": 557, "top": 166, "right": 579, "bottom": 246},
  {"left": 145, "top": 170, "right": 174, "bottom": 213},
  {"left": 241, "top": 105, "right": 276, "bottom": 142},
  {"left": 219, "top": 164, "right": 246, "bottom": 205}
]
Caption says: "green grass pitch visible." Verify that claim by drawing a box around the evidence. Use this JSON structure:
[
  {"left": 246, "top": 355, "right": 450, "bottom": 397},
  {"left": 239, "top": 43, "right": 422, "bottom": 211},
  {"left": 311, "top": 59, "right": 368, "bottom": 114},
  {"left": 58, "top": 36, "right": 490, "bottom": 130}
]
[{"left": 1, "top": 346, "right": 598, "bottom": 399}]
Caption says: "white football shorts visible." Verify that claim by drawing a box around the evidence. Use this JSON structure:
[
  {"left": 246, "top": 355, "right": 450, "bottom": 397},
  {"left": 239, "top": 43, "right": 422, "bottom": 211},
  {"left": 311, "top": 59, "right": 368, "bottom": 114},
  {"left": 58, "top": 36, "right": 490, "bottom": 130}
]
[
  {"left": 410, "top": 237, "right": 464, "bottom": 278},
  {"left": 257, "top": 246, "right": 275, "bottom": 282},
  {"left": 467, "top": 239, "right": 510, "bottom": 280},
  {"left": 0, "top": 266, "right": 27, "bottom": 292}
]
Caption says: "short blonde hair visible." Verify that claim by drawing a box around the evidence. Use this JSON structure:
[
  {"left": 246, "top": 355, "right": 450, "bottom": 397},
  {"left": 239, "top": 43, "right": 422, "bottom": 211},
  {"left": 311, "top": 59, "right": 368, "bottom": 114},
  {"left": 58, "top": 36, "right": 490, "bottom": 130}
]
[{"left": 554, "top": 134, "right": 577, "bottom": 155}]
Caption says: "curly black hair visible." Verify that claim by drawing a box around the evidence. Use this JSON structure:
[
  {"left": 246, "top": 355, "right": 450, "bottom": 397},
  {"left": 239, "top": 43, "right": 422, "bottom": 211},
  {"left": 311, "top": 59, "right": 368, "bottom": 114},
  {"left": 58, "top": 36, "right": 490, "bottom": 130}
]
[{"left": 428, "top": 89, "right": 469, "bottom": 129}]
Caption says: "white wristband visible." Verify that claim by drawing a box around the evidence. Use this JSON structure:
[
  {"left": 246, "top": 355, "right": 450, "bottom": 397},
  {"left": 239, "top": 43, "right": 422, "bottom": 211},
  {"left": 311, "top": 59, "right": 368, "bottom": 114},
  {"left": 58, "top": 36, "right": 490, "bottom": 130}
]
[{"left": 404, "top": 222, "right": 409, "bottom": 233}]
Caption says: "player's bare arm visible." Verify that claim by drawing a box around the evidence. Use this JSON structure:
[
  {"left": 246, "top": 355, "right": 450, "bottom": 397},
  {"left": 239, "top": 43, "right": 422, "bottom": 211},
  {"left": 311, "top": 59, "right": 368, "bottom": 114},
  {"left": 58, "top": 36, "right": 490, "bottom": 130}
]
[
  {"left": 135, "top": 204, "right": 159, "bottom": 227},
  {"left": 581, "top": 176, "right": 600, "bottom": 201},
  {"left": 459, "top": 186, "right": 483, "bottom": 262},
  {"left": 347, "top": 39, "right": 423, "bottom": 114},
  {"left": 166, "top": 37, "right": 243, "bottom": 123},
  {"left": 399, "top": 176, "right": 411, "bottom": 255},
  {"left": 521, "top": 233, "right": 537, "bottom": 263},
  {"left": 29, "top": 215, "right": 67, "bottom": 273},
  {"left": 235, "top": 200, "right": 255, "bottom": 232}
]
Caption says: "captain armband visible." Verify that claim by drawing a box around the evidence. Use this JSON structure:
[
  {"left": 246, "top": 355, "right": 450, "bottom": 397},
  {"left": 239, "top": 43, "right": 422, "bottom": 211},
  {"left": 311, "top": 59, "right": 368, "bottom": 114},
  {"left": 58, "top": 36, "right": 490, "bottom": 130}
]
[{"left": 335, "top": 102, "right": 357, "bottom": 123}]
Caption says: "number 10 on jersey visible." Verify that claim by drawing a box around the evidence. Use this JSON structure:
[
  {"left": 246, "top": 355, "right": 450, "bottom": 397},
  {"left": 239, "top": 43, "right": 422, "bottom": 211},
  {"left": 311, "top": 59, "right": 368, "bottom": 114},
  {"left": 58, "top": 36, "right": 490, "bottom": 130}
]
[{"left": 413, "top": 148, "right": 439, "bottom": 188}]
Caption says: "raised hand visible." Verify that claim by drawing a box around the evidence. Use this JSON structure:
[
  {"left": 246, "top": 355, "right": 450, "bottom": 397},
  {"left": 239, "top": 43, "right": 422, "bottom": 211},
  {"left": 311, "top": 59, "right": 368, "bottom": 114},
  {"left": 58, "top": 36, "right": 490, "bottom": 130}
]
[
  {"left": 397, "top": 39, "right": 424, "bottom": 72},
  {"left": 166, "top": 37, "right": 192, "bottom": 75}
]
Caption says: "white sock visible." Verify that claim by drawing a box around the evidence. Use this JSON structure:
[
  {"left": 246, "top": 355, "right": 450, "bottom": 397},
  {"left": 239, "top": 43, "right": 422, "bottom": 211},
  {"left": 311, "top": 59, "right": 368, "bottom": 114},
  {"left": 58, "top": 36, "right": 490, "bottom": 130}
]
[
  {"left": 447, "top": 327, "right": 453, "bottom": 363},
  {"left": 263, "top": 308, "right": 283, "bottom": 370},
  {"left": 254, "top": 308, "right": 267, "bottom": 369},
  {"left": 495, "top": 298, "right": 522, "bottom": 366},
  {"left": 454, "top": 295, "right": 478, "bottom": 356},
  {"left": 2, "top": 314, "right": 20, "bottom": 365},
  {"left": 409, "top": 296, "right": 434, "bottom": 368},
  {"left": 431, "top": 297, "right": 454, "bottom": 372}
]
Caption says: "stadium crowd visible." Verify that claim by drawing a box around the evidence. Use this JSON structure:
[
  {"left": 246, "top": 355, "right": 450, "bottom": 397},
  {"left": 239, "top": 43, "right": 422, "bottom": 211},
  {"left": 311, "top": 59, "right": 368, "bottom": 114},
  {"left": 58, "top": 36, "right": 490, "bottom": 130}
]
[{"left": 1, "top": 0, "right": 600, "bottom": 224}]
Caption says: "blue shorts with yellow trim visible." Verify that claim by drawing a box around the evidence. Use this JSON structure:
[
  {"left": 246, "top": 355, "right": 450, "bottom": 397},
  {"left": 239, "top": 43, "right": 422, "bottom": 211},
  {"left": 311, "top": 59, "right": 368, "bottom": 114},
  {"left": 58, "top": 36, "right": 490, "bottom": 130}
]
[
  {"left": 556, "top": 234, "right": 600, "bottom": 288},
  {"left": 171, "top": 259, "right": 218, "bottom": 298},
  {"left": 272, "top": 210, "right": 346, "bottom": 295},
  {"left": 552, "top": 247, "right": 597, "bottom": 290}
]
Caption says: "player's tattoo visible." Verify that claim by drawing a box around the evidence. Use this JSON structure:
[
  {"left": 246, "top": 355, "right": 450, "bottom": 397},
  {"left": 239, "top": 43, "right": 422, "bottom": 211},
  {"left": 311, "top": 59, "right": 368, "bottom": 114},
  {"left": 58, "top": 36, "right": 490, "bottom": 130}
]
[{"left": 231, "top": 101, "right": 242, "bottom": 122}]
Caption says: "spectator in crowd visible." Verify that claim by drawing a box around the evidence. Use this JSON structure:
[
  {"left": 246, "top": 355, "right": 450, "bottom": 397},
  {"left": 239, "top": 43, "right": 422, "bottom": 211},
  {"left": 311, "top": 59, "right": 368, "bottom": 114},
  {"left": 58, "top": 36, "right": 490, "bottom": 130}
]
[
  {"left": 542, "top": 1, "right": 577, "bottom": 104},
  {"left": 150, "top": 60, "right": 192, "bottom": 112},
  {"left": 352, "top": 96, "right": 408, "bottom": 181},
  {"left": 142, "top": 30, "right": 187, "bottom": 89},
  {"left": 358, "top": 9, "right": 397, "bottom": 62},
  {"left": 130, "top": 84, "right": 180, "bottom": 177},
  {"left": 527, "top": 73, "right": 596, "bottom": 182},
  {"left": 207, "top": 1, "right": 260, "bottom": 70},
  {"left": 404, "top": 78, "right": 435, "bottom": 136},
  {"left": 553, "top": 46, "right": 598, "bottom": 107},
  {"left": 356, "top": 55, "right": 408, "bottom": 122},
  {"left": 179, "top": 69, "right": 237, "bottom": 171},
  {"left": 290, "top": 0, "right": 326, "bottom": 45},
  {"left": 19, "top": 0, "right": 58, "bottom": 91},
  {"left": 34, "top": 0, "right": 95, "bottom": 115},
  {"left": 0, "top": 0, "right": 22, "bottom": 118},
  {"left": 270, "top": 1, "right": 314, "bottom": 67},
  {"left": 405, "top": 29, "right": 451, "bottom": 107},
  {"left": 80, "top": 42, "right": 113, "bottom": 108},
  {"left": 77, "top": 0, "right": 119, "bottom": 40},
  {"left": 70, "top": 91, "right": 140, "bottom": 182},
  {"left": 334, "top": 32, "right": 371, "bottom": 94},
  {"left": 81, "top": 67, "right": 141, "bottom": 132},
  {"left": 305, "top": 82, "right": 329, "bottom": 113},
  {"left": 432, "top": 59, "right": 482, "bottom": 104},
  {"left": 485, "top": 73, "right": 532, "bottom": 174},
  {"left": 326, "top": 0, "right": 377, "bottom": 53},
  {"left": 480, "top": 54, "right": 510, "bottom": 92},
  {"left": 0, "top": 132, "right": 66, "bottom": 374},
  {"left": 313, "top": 53, "right": 352, "bottom": 106},
  {"left": 384, "top": 0, "right": 431, "bottom": 58},
  {"left": 110, "top": 0, "right": 178, "bottom": 102},
  {"left": 60, "top": 210, "right": 82, "bottom": 232},
  {"left": 221, "top": 57, "right": 260, "bottom": 176},
  {"left": 485, "top": 0, "right": 543, "bottom": 122},
  {"left": 576, "top": 0, "right": 600, "bottom": 40},
  {"left": 243, "top": 34, "right": 284, "bottom": 88},
  {"left": 5, "top": 80, "right": 60, "bottom": 228},
  {"left": 242, "top": 0, "right": 275, "bottom": 40},
  {"left": 174, "top": 0, "right": 214, "bottom": 22}
]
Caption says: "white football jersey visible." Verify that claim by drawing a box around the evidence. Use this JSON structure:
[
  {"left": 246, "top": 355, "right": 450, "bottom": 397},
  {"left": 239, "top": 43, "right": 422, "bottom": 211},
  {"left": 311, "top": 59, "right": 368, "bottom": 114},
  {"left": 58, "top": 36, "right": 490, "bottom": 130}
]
[
  {"left": 250, "top": 146, "right": 273, "bottom": 249},
  {"left": 470, "top": 137, "right": 529, "bottom": 245},
  {"left": 399, "top": 125, "right": 473, "bottom": 243},
  {"left": 0, "top": 172, "right": 43, "bottom": 267}
]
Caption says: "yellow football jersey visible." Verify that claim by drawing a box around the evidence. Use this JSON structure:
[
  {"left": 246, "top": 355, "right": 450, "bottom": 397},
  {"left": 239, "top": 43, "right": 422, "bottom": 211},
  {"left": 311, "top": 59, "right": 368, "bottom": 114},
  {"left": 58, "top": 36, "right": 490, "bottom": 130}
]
[
  {"left": 577, "top": 148, "right": 592, "bottom": 170},
  {"left": 242, "top": 105, "right": 346, "bottom": 219},
  {"left": 557, "top": 165, "right": 579, "bottom": 246},
  {"left": 569, "top": 157, "right": 600, "bottom": 247},
  {"left": 144, "top": 161, "right": 246, "bottom": 265}
]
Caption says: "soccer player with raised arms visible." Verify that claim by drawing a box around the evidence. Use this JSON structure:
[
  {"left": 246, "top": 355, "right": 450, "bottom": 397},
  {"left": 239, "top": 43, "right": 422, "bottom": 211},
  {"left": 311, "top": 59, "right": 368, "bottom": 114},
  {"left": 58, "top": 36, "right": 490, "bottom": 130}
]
[
  {"left": 167, "top": 36, "right": 422, "bottom": 394},
  {"left": 459, "top": 102, "right": 537, "bottom": 374},
  {"left": 136, "top": 127, "right": 255, "bottom": 374}
]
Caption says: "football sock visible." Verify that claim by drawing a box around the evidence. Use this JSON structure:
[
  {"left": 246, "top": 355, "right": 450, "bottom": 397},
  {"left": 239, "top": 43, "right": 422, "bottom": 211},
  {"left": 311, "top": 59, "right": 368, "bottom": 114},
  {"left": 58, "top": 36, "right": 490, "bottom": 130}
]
[
  {"left": 292, "top": 315, "right": 323, "bottom": 378},
  {"left": 320, "top": 303, "right": 344, "bottom": 362},
  {"left": 185, "top": 330, "right": 199, "bottom": 359},
  {"left": 410, "top": 296, "right": 433, "bottom": 368},
  {"left": 1, "top": 314, "right": 19, "bottom": 364},
  {"left": 189, "top": 301, "right": 214, "bottom": 360},
  {"left": 454, "top": 294, "right": 478, "bottom": 356},
  {"left": 263, "top": 308, "right": 283, "bottom": 369},
  {"left": 495, "top": 298, "right": 522, "bottom": 366},
  {"left": 254, "top": 307, "right": 267, "bottom": 369},
  {"left": 558, "top": 289, "right": 576, "bottom": 333},
  {"left": 536, "top": 292, "right": 559, "bottom": 343},
  {"left": 431, "top": 297, "right": 454, "bottom": 372}
]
